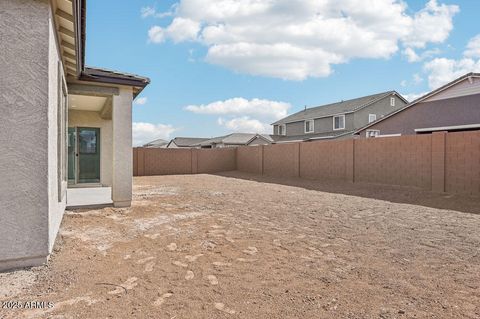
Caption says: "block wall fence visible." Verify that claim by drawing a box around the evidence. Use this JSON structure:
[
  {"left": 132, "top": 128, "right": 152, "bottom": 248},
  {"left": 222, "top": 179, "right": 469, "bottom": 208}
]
[{"left": 134, "top": 131, "right": 480, "bottom": 196}]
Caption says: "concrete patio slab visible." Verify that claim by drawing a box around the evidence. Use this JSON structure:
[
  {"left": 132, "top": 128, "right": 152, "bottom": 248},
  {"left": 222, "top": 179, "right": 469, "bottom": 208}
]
[{"left": 66, "top": 187, "right": 113, "bottom": 208}]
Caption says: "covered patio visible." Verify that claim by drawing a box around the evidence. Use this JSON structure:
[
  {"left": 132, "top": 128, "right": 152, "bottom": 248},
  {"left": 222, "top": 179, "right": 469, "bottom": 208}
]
[{"left": 66, "top": 68, "right": 149, "bottom": 208}]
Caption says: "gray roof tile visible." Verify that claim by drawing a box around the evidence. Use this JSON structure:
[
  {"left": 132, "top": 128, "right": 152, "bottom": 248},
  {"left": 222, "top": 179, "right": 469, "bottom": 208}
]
[{"left": 171, "top": 137, "right": 210, "bottom": 147}]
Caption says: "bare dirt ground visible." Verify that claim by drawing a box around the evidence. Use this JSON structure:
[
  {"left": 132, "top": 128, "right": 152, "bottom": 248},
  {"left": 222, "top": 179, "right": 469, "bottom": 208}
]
[{"left": 1, "top": 173, "right": 480, "bottom": 319}]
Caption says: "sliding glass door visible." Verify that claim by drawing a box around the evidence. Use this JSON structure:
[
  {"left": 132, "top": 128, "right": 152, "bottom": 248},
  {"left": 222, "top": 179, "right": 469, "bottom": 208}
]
[{"left": 68, "top": 127, "right": 101, "bottom": 184}]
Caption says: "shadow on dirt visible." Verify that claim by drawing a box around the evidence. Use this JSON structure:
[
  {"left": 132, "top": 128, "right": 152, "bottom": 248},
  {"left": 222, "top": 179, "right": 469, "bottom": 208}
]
[{"left": 215, "top": 171, "right": 480, "bottom": 215}]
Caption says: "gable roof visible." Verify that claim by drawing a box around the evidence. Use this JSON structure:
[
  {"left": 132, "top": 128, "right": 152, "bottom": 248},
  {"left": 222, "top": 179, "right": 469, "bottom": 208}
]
[
  {"left": 194, "top": 133, "right": 273, "bottom": 146},
  {"left": 143, "top": 138, "right": 168, "bottom": 148},
  {"left": 355, "top": 72, "right": 480, "bottom": 134},
  {"left": 273, "top": 91, "right": 406, "bottom": 125},
  {"left": 169, "top": 137, "right": 210, "bottom": 147}
]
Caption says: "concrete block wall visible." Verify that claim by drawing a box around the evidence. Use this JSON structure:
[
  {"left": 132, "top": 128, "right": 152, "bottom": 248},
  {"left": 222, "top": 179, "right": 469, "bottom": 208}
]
[
  {"left": 133, "top": 148, "right": 236, "bottom": 176},
  {"left": 134, "top": 131, "right": 480, "bottom": 197},
  {"left": 299, "top": 140, "right": 353, "bottom": 182},
  {"left": 354, "top": 135, "right": 432, "bottom": 189},
  {"left": 237, "top": 145, "right": 263, "bottom": 174},
  {"left": 236, "top": 132, "right": 479, "bottom": 196},
  {"left": 445, "top": 131, "right": 480, "bottom": 195},
  {"left": 263, "top": 143, "right": 300, "bottom": 177},
  {"left": 197, "top": 148, "right": 236, "bottom": 173}
]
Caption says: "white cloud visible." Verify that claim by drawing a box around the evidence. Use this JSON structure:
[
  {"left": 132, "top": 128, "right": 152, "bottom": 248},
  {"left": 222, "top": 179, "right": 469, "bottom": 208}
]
[
  {"left": 424, "top": 58, "right": 480, "bottom": 89},
  {"left": 403, "top": 47, "right": 421, "bottom": 63},
  {"left": 422, "top": 34, "right": 480, "bottom": 89},
  {"left": 402, "top": 91, "right": 429, "bottom": 102},
  {"left": 148, "top": 17, "right": 200, "bottom": 43},
  {"left": 218, "top": 117, "right": 269, "bottom": 133},
  {"left": 402, "top": 0, "right": 459, "bottom": 49},
  {"left": 464, "top": 35, "right": 480, "bottom": 59},
  {"left": 402, "top": 47, "right": 441, "bottom": 63},
  {"left": 147, "top": 0, "right": 459, "bottom": 80},
  {"left": 399, "top": 73, "right": 423, "bottom": 88},
  {"left": 413, "top": 73, "right": 424, "bottom": 85},
  {"left": 186, "top": 97, "right": 291, "bottom": 133},
  {"left": 141, "top": 6, "right": 175, "bottom": 19},
  {"left": 185, "top": 97, "right": 290, "bottom": 120},
  {"left": 132, "top": 122, "right": 177, "bottom": 146},
  {"left": 148, "top": 26, "right": 165, "bottom": 43},
  {"left": 134, "top": 97, "right": 148, "bottom": 105}
]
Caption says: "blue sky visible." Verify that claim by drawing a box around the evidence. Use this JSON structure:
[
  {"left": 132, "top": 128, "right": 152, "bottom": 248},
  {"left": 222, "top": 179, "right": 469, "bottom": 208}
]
[{"left": 85, "top": 0, "right": 480, "bottom": 145}]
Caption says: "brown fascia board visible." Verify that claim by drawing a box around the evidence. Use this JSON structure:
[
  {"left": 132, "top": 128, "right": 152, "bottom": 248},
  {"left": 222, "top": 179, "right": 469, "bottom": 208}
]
[
  {"left": 79, "top": 68, "right": 150, "bottom": 88},
  {"left": 72, "top": 0, "right": 85, "bottom": 77}
]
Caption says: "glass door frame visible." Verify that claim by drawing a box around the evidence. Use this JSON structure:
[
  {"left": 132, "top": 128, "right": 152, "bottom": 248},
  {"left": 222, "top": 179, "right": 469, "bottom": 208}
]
[{"left": 68, "top": 127, "right": 101, "bottom": 186}]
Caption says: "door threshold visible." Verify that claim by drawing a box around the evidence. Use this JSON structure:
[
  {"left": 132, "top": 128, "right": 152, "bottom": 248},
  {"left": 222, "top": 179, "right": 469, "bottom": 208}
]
[{"left": 68, "top": 183, "right": 104, "bottom": 188}]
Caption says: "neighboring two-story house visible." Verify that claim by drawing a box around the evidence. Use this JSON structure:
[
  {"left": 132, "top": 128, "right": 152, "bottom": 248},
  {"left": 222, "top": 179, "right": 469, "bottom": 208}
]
[
  {"left": 356, "top": 73, "right": 480, "bottom": 138},
  {"left": 271, "top": 91, "right": 408, "bottom": 142}
]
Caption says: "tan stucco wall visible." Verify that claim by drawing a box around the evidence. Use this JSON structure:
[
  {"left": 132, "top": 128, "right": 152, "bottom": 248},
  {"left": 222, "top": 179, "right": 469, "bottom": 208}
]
[
  {"left": 68, "top": 110, "right": 113, "bottom": 187},
  {"left": 0, "top": 0, "right": 61, "bottom": 271},
  {"left": 48, "top": 5, "right": 67, "bottom": 252},
  {"left": 112, "top": 87, "right": 133, "bottom": 207}
]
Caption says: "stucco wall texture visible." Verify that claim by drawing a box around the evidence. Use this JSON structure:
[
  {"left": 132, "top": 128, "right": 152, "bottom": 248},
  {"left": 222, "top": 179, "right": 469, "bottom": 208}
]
[
  {"left": 47, "top": 6, "right": 67, "bottom": 253},
  {"left": 112, "top": 88, "right": 134, "bottom": 207},
  {"left": 0, "top": 0, "right": 59, "bottom": 270},
  {"left": 134, "top": 131, "right": 480, "bottom": 196}
]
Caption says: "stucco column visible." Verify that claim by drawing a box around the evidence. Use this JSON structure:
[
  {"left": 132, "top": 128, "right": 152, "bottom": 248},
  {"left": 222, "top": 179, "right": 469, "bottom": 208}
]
[{"left": 112, "top": 87, "right": 133, "bottom": 207}]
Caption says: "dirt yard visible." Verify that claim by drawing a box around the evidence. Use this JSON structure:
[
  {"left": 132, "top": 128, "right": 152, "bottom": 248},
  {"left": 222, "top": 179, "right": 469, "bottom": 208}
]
[{"left": 1, "top": 173, "right": 480, "bottom": 319}]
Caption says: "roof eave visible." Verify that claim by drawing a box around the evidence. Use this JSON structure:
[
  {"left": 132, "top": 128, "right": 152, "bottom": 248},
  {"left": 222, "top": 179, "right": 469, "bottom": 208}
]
[
  {"left": 72, "top": 0, "right": 150, "bottom": 96},
  {"left": 73, "top": 0, "right": 85, "bottom": 77}
]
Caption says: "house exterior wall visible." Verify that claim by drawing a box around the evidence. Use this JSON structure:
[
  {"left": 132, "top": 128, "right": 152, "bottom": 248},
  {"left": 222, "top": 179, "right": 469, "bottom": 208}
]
[
  {"left": 112, "top": 87, "right": 134, "bottom": 207},
  {"left": 358, "top": 93, "right": 480, "bottom": 137},
  {"left": 283, "top": 113, "right": 355, "bottom": 137},
  {"left": 248, "top": 136, "right": 271, "bottom": 146},
  {"left": 47, "top": 6, "right": 67, "bottom": 252},
  {"left": 273, "top": 95, "right": 407, "bottom": 139},
  {"left": 0, "top": 0, "right": 56, "bottom": 270},
  {"left": 68, "top": 110, "right": 113, "bottom": 187},
  {"left": 314, "top": 113, "right": 355, "bottom": 134},
  {"left": 167, "top": 141, "right": 180, "bottom": 148},
  {"left": 353, "top": 95, "right": 406, "bottom": 129},
  {"left": 423, "top": 77, "right": 480, "bottom": 102},
  {"left": 284, "top": 121, "right": 304, "bottom": 136}
]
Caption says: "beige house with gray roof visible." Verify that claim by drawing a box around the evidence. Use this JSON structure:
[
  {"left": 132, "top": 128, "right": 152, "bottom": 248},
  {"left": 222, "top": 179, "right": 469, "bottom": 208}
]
[
  {"left": 0, "top": 0, "right": 149, "bottom": 271},
  {"left": 272, "top": 91, "right": 408, "bottom": 142}
]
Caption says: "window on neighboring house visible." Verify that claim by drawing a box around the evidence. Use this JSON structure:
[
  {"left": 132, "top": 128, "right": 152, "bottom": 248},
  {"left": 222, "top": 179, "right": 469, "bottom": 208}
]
[
  {"left": 390, "top": 97, "right": 395, "bottom": 106},
  {"left": 368, "top": 114, "right": 377, "bottom": 123},
  {"left": 366, "top": 130, "right": 380, "bottom": 138},
  {"left": 304, "top": 119, "right": 314, "bottom": 133},
  {"left": 278, "top": 124, "right": 286, "bottom": 136},
  {"left": 333, "top": 115, "right": 345, "bottom": 130}
]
